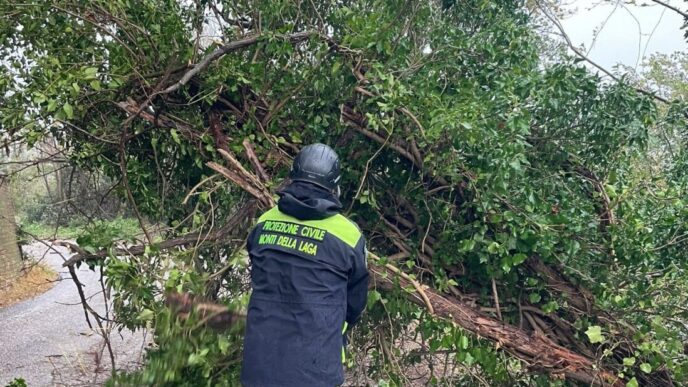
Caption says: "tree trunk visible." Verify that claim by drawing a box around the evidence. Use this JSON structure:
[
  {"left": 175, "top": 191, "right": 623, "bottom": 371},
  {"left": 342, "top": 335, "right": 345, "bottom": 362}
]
[
  {"left": 370, "top": 264, "right": 623, "bottom": 386},
  {"left": 0, "top": 177, "right": 23, "bottom": 289}
]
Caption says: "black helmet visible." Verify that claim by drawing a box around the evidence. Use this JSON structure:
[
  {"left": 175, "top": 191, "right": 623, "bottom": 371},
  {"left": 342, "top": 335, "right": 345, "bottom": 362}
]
[{"left": 289, "top": 143, "right": 341, "bottom": 191}]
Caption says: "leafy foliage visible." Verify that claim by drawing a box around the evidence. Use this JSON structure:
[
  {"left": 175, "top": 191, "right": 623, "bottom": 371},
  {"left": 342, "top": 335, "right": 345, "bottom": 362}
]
[
  {"left": 3, "top": 378, "right": 27, "bottom": 387},
  {"left": 2, "top": 0, "right": 687, "bottom": 385}
]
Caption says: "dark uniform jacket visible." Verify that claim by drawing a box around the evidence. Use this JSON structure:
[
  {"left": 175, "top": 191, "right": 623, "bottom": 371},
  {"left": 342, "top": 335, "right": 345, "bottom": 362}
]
[{"left": 240, "top": 182, "right": 369, "bottom": 387}]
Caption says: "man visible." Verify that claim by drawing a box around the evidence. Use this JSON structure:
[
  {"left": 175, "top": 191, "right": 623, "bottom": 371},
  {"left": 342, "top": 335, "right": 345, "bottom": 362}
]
[{"left": 241, "top": 143, "right": 369, "bottom": 387}]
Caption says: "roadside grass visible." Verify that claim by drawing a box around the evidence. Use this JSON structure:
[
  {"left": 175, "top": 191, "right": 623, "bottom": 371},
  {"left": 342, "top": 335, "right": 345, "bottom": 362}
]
[{"left": 18, "top": 217, "right": 142, "bottom": 241}]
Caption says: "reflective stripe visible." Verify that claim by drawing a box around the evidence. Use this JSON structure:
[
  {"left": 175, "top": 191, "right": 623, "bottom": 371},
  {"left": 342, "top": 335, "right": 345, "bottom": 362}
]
[
  {"left": 341, "top": 322, "right": 348, "bottom": 364},
  {"left": 258, "top": 207, "right": 362, "bottom": 248}
]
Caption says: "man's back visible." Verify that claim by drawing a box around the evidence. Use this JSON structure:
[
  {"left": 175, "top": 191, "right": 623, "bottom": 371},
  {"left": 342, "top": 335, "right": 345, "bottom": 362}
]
[{"left": 241, "top": 181, "right": 368, "bottom": 387}]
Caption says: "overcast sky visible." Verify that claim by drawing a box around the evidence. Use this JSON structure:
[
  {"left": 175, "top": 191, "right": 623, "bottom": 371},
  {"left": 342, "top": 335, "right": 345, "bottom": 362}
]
[{"left": 560, "top": 0, "right": 686, "bottom": 70}]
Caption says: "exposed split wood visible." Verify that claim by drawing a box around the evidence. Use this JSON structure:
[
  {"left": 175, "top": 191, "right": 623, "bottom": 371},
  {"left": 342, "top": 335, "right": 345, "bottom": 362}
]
[
  {"left": 371, "top": 263, "right": 622, "bottom": 386},
  {"left": 242, "top": 139, "right": 269, "bottom": 183},
  {"left": 166, "top": 291, "right": 246, "bottom": 331}
]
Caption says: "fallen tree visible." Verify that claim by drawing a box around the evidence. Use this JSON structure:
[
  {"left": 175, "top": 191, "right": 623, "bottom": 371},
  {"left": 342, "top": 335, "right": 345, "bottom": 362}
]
[
  {"left": 3, "top": 0, "right": 687, "bottom": 385},
  {"left": 58, "top": 146, "right": 655, "bottom": 385}
]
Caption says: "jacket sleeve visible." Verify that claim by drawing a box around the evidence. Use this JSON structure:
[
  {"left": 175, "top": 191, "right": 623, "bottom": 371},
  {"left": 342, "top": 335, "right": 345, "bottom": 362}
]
[{"left": 346, "top": 237, "right": 369, "bottom": 326}]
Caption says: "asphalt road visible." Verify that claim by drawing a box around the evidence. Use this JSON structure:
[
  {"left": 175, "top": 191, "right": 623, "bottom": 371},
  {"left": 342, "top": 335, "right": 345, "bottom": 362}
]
[{"left": 0, "top": 243, "right": 148, "bottom": 387}]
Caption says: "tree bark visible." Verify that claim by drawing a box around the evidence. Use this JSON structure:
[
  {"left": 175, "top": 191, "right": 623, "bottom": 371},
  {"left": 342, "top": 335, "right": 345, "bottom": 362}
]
[{"left": 370, "top": 264, "right": 622, "bottom": 386}]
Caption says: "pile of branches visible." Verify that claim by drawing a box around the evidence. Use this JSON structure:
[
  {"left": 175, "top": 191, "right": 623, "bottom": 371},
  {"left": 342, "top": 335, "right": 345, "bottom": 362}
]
[
  {"left": 56, "top": 36, "right": 674, "bottom": 387},
  {"left": 201, "top": 137, "right": 667, "bottom": 386},
  {"left": 63, "top": 135, "right": 669, "bottom": 386},
  {"left": 120, "top": 39, "right": 672, "bottom": 386},
  {"left": 7, "top": 1, "right": 683, "bottom": 385}
]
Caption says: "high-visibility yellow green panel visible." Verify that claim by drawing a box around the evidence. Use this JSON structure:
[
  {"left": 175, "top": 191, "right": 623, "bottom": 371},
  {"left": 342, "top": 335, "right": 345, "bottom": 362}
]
[{"left": 257, "top": 207, "right": 362, "bottom": 248}]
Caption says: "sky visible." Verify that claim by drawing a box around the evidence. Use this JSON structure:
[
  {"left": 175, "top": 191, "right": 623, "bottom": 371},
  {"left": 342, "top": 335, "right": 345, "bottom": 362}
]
[{"left": 560, "top": 0, "right": 687, "bottom": 71}]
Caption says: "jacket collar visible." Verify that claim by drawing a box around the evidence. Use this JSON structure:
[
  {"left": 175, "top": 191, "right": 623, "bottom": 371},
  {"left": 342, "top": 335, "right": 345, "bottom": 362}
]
[{"left": 277, "top": 181, "right": 342, "bottom": 220}]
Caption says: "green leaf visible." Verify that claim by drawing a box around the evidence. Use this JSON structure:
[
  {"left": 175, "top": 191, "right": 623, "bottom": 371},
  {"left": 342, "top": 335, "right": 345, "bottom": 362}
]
[
  {"left": 605, "top": 184, "right": 617, "bottom": 198},
  {"left": 367, "top": 290, "right": 382, "bottom": 308},
  {"left": 83, "top": 67, "right": 98, "bottom": 79},
  {"left": 640, "top": 363, "right": 652, "bottom": 373},
  {"left": 331, "top": 61, "right": 341, "bottom": 75},
  {"left": 459, "top": 239, "right": 475, "bottom": 252},
  {"left": 487, "top": 242, "right": 500, "bottom": 254},
  {"left": 218, "top": 337, "right": 230, "bottom": 354},
  {"left": 137, "top": 309, "right": 154, "bottom": 321},
  {"left": 171, "top": 129, "right": 180, "bottom": 144},
  {"left": 33, "top": 93, "right": 46, "bottom": 104},
  {"left": 622, "top": 357, "right": 636, "bottom": 367},
  {"left": 529, "top": 293, "right": 541, "bottom": 303},
  {"left": 542, "top": 301, "right": 559, "bottom": 313},
  {"left": 626, "top": 377, "right": 638, "bottom": 387},
  {"left": 512, "top": 253, "right": 527, "bottom": 265},
  {"left": 108, "top": 77, "right": 122, "bottom": 89},
  {"left": 459, "top": 335, "right": 469, "bottom": 350},
  {"left": 585, "top": 325, "right": 605, "bottom": 344},
  {"left": 188, "top": 348, "right": 209, "bottom": 365},
  {"left": 63, "top": 102, "right": 74, "bottom": 119}
]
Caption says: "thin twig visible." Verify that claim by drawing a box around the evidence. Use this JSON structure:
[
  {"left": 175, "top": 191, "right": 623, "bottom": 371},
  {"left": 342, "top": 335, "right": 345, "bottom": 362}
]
[
  {"left": 67, "top": 265, "right": 93, "bottom": 329},
  {"left": 119, "top": 136, "right": 153, "bottom": 244},
  {"left": 369, "top": 252, "right": 434, "bottom": 314},
  {"left": 61, "top": 207, "right": 252, "bottom": 268},
  {"left": 492, "top": 278, "right": 502, "bottom": 321},
  {"left": 348, "top": 129, "right": 392, "bottom": 213},
  {"left": 537, "top": 0, "right": 672, "bottom": 105},
  {"left": 182, "top": 174, "right": 219, "bottom": 205}
]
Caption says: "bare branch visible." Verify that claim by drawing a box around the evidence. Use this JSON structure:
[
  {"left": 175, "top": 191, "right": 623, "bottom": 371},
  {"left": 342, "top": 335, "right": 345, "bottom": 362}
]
[
  {"left": 536, "top": 0, "right": 671, "bottom": 105},
  {"left": 242, "top": 139, "right": 269, "bottom": 183},
  {"left": 61, "top": 202, "right": 256, "bottom": 267},
  {"left": 159, "top": 32, "right": 313, "bottom": 95},
  {"left": 651, "top": 0, "right": 688, "bottom": 19}
]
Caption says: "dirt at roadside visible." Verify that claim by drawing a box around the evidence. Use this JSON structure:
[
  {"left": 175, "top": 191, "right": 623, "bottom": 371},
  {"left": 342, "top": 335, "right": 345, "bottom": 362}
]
[{"left": 0, "top": 263, "right": 58, "bottom": 308}]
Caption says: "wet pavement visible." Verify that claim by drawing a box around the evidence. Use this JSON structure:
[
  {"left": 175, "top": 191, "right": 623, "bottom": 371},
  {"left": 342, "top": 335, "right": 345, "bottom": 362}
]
[{"left": 0, "top": 243, "right": 148, "bottom": 386}]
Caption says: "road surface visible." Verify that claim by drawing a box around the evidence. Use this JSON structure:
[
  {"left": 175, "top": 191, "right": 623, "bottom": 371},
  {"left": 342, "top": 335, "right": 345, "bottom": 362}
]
[{"left": 0, "top": 243, "right": 148, "bottom": 386}]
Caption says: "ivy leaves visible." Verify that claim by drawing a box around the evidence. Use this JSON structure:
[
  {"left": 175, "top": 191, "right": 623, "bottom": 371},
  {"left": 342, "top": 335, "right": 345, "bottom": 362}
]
[{"left": 585, "top": 325, "right": 605, "bottom": 344}]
